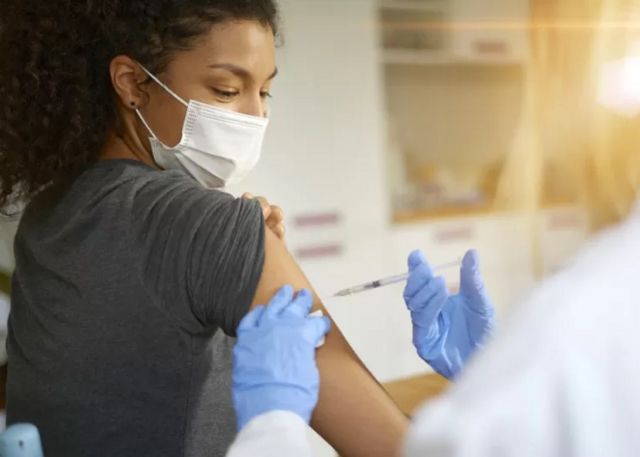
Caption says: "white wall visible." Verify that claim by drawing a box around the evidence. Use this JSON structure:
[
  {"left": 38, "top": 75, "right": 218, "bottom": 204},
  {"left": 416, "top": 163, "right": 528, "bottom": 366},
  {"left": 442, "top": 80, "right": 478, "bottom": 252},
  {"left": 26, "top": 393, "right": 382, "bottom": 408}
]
[{"left": 230, "top": 0, "right": 390, "bottom": 239}]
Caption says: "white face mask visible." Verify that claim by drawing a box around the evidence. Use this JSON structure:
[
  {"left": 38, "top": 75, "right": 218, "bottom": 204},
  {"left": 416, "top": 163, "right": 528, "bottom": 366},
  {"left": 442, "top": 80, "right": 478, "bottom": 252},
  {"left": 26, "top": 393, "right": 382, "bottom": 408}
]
[{"left": 135, "top": 66, "right": 269, "bottom": 188}]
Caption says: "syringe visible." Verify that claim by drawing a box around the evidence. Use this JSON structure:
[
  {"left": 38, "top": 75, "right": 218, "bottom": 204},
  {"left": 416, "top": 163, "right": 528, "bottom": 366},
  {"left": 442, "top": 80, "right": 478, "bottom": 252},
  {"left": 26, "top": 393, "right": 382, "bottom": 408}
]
[{"left": 333, "top": 259, "right": 461, "bottom": 298}]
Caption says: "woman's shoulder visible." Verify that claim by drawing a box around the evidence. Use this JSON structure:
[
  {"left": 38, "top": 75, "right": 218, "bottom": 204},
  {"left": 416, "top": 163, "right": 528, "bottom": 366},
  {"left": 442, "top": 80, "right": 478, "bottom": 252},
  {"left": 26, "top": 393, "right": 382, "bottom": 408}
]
[
  {"left": 86, "top": 159, "right": 238, "bottom": 208},
  {"left": 90, "top": 160, "right": 263, "bottom": 235},
  {"left": 83, "top": 159, "right": 222, "bottom": 198},
  {"left": 20, "top": 159, "right": 247, "bottom": 234}
]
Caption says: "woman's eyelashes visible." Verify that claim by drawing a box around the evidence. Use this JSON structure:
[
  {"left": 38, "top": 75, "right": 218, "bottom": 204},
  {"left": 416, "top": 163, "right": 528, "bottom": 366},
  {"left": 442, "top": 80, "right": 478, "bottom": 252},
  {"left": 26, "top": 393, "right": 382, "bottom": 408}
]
[
  {"left": 212, "top": 88, "right": 239, "bottom": 100},
  {"left": 210, "top": 87, "right": 272, "bottom": 101}
]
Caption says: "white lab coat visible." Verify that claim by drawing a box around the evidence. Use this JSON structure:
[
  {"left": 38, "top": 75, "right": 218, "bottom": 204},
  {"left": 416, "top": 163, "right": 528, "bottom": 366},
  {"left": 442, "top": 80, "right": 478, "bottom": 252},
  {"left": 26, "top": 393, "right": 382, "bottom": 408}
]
[
  {"left": 227, "top": 206, "right": 640, "bottom": 457},
  {"left": 226, "top": 411, "right": 312, "bottom": 457}
]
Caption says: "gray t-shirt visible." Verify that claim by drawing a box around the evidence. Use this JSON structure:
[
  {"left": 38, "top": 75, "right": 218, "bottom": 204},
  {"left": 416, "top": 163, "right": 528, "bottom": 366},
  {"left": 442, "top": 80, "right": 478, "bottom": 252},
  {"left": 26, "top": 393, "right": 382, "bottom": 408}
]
[{"left": 6, "top": 159, "right": 266, "bottom": 457}]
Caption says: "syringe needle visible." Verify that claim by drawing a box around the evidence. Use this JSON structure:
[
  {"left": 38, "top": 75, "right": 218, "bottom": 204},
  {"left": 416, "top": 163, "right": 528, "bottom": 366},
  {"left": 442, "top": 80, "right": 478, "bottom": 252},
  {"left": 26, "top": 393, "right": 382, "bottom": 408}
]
[{"left": 333, "top": 259, "right": 460, "bottom": 298}]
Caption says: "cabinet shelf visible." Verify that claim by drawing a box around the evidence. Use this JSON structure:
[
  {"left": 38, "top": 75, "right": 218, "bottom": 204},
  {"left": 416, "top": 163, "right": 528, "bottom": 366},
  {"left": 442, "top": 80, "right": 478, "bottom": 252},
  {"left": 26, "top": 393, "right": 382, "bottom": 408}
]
[
  {"left": 382, "top": 49, "right": 523, "bottom": 66},
  {"left": 393, "top": 204, "right": 495, "bottom": 223},
  {"left": 382, "top": 49, "right": 523, "bottom": 67},
  {"left": 383, "top": 49, "right": 453, "bottom": 65}
]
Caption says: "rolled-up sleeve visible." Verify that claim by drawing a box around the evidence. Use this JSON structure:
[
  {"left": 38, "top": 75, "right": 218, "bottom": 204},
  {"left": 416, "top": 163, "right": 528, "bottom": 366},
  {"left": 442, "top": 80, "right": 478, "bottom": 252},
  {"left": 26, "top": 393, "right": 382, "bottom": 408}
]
[{"left": 132, "top": 175, "right": 265, "bottom": 336}]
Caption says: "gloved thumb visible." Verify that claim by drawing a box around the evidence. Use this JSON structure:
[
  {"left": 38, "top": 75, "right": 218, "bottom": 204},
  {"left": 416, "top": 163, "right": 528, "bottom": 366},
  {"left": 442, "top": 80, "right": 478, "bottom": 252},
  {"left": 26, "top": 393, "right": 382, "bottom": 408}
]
[
  {"left": 460, "top": 250, "right": 492, "bottom": 313},
  {"left": 237, "top": 306, "right": 266, "bottom": 332},
  {"left": 408, "top": 250, "right": 428, "bottom": 272},
  {"left": 460, "top": 250, "right": 485, "bottom": 298}
]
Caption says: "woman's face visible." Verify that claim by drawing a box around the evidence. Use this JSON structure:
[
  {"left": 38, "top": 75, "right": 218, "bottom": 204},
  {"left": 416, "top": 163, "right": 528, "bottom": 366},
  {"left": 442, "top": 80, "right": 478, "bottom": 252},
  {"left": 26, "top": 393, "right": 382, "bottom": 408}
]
[{"left": 137, "top": 20, "right": 277, "bottom": 148}]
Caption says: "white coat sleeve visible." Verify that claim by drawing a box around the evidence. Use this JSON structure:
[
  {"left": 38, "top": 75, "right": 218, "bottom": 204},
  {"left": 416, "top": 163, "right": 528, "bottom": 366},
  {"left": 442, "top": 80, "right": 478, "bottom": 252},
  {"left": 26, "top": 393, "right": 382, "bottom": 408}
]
[{"left": 226, "top": 411, "right": 314, "bottom": 457}]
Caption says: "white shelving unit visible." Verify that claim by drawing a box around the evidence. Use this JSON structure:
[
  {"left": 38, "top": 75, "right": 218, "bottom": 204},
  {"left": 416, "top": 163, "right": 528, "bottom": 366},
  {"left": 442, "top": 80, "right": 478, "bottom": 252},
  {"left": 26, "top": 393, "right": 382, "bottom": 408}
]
[
  {"left": 450, "top": 0, "right": 529, "bottom": 64},
  {"left": 380, "top": 0, "right": 530, "bottom": 220}
]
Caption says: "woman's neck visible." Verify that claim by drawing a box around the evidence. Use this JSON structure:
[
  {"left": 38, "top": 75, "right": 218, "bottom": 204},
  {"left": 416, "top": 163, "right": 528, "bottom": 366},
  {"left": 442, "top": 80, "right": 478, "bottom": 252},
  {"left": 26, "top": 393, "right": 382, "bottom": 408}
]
[{"left": 99, "top": 130, "right": 157, "bottom": 168}]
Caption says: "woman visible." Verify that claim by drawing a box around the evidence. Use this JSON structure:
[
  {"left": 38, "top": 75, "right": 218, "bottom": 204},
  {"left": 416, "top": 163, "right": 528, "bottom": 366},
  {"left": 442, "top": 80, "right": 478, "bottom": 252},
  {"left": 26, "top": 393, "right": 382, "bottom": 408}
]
[{"left": 0, "top": 1, "right": 411, "bottom": 456}]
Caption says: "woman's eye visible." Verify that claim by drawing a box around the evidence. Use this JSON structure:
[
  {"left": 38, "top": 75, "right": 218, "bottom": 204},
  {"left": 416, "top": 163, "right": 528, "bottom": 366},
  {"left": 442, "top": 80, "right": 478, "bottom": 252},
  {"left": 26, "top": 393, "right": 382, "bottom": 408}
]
[
  {"left": 213, "top": 88, "right": 238, "bottom": 99},
  {"left": 260, "top": 91, "right": 273, "bottom": 99}
]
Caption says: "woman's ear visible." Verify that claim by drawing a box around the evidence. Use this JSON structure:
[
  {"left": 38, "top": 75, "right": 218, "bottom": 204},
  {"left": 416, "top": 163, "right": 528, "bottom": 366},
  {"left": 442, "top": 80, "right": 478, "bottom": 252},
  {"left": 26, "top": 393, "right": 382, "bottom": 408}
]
[{"left": 109, "top": 55, "right": 150, "bottom": 110}]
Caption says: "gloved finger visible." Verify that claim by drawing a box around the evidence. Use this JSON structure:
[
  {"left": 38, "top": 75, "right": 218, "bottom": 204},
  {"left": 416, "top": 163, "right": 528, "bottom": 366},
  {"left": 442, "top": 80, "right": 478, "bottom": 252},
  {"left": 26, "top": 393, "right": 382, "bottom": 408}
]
[
  {"left": 281, "top": 289, "right": 314, "bottom": 318},
  {"left": 262, "top": 285, "right": 295, "bottom": 321},
  {"left": 404, "top": 263, "right": 435, "bottom": 301},
  {"left": 306, "top": 316, "right": 332, "bottom": 346},
  {"left": 461, "top": 249, "right": 479, "bottom": 272},
  {"left": 407, "top": 276, "right": 448, "bottom": 314},
  {"left": 237, "top": 305, "right": 266, "bottom": 332},
  {"left": 459, "top": 249, "right": 487, "bottom": 299},
  {"left": 411, "top": 283, "right": 448, "bottom": 328}
]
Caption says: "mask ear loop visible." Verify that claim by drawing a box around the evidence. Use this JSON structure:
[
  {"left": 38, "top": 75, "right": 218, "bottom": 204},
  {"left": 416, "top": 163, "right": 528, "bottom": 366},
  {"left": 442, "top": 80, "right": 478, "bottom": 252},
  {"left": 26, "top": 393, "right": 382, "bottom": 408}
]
[
  {"left": 139, "top": 65, "right": 189, "bottom": 108},
  {"left": 134, "top": 64, "right": 190, "bottom": 141},
  {"left": 135, "top": 108, "right": 159, "bottom": 140}
]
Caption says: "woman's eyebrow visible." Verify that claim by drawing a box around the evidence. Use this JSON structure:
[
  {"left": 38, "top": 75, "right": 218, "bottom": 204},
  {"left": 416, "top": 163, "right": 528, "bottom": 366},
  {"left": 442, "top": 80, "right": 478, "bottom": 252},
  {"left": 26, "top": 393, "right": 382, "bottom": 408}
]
[{"left": 207, "top": 63, "right": 278, "bottom": 81}]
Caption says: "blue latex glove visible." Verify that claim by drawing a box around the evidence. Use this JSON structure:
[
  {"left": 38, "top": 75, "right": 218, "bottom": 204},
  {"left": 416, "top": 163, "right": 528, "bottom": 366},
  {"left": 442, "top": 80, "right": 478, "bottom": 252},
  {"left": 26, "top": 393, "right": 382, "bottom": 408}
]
[
  {"left": 403, "top": 249, "right": 495, "bottom": 380},
  {"left": 232, "top": 286, "right": 332, "bottom": 431}
]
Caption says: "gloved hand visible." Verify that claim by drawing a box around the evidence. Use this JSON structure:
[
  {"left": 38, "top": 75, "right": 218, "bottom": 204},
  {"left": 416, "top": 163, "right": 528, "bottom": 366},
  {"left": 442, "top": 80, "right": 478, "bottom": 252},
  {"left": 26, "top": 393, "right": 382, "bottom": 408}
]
[
  {"left": 232, "top": 286, "right": 332, "bottom": 431},
  {"left": 403, "top": 249, "right": 495, "bottom": 380}
]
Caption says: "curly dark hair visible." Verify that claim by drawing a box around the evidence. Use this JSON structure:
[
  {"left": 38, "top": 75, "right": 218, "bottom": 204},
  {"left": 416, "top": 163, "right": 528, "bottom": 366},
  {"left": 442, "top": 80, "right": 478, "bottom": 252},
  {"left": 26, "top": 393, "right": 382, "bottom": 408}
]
[{"left": 0, "top": 0, "right": 279, "bottom": 213}]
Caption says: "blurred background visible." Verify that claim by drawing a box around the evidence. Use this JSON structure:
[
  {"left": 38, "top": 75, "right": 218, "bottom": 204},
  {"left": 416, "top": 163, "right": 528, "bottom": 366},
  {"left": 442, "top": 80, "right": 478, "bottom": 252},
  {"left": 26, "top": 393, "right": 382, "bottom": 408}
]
[{"left": 2, "top": 0, "right": 640, "bottom": 454}]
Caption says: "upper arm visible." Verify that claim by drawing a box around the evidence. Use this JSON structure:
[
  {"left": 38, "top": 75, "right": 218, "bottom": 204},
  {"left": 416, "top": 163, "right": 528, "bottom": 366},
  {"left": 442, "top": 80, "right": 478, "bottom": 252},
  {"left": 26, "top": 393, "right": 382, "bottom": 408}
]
[
  {"left": 137, "top": 177, "right": 407, "bottom": 455},
  {"left": 251, "top": 229, "right": 409, "bottom": 457},
  {"left": 135, "top": 179, "right": 265, "bottom": 336}
]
